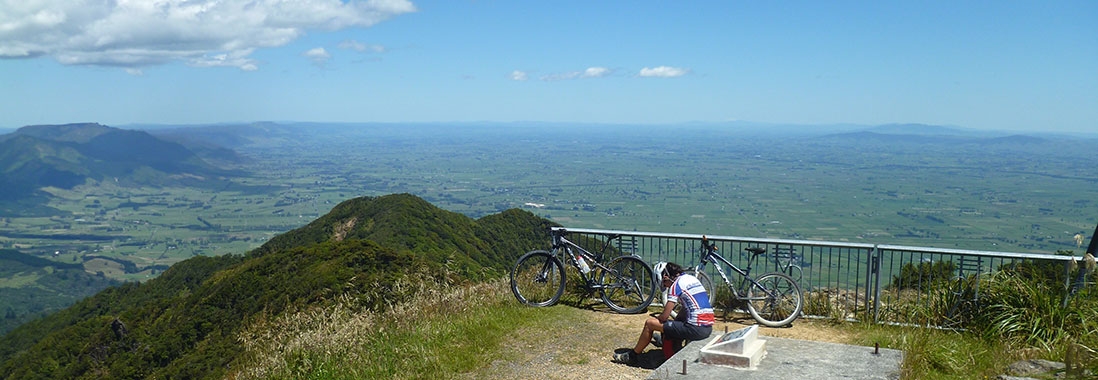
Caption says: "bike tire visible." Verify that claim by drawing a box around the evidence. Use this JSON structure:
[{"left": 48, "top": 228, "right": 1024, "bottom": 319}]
[
  {"left": 510, "top": 250, "right": 566, "bottom": 307},
  {"left": 785, "top": 265, "right": 803, "bottom": 284},
  {"left": 599, "top": 256, "right": 657, "bottom": 314},
  {"left": 745, "top": 272, "right": 803, "bottom": 327}
]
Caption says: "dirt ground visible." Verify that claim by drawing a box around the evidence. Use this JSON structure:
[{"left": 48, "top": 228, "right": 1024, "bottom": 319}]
[{"left": 463, "top": 306, "right": 855, "bottom": 380}]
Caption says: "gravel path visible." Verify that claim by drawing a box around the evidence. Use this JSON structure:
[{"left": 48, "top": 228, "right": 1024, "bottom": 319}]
[{"left": 461, "top": 306, "right": 851, "bottom": 380}]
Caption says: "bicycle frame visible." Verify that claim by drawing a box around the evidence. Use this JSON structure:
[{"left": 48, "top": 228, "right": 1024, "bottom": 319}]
[
  {"left": 552, "top": 230, "right": 616, "bottom": 289},
  {"left": 696, "top": 243, "right": 772, "bottom": 302}
]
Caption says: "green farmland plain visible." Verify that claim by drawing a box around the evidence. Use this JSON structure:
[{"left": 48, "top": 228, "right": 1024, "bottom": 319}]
[{"left": 2, "top": 123, "right": 1096, "bottom": 283}]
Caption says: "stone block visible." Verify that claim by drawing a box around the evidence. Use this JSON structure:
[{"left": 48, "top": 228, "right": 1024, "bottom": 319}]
[{"left": 699, "top": 325, "right": 767, "bottom": 370}]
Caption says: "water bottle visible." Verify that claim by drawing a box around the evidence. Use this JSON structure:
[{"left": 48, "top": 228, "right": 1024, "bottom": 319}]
[{"left": 576, "top": 254, "right": 591, "bottom": 274}]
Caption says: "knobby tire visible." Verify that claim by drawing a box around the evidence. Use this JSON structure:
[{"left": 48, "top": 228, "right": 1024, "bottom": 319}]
[
  {"left": 510, "top": 250, "right": 565, "bottom": 307},
  {"left": 745, "top": 272, "right": 803, "bottom": 327},
  {"left": 599, "top": 256, "right": 657, "bottom": 314}
]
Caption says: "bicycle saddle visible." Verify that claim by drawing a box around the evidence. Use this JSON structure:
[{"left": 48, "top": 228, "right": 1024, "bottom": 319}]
[{"left": 745, "top": 247, "right": 767, "bottom": 254}]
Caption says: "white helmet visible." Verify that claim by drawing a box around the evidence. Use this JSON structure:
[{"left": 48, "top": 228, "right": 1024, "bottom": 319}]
[{"left": 652, "top": 261, "right": 668, "bottom": 277}]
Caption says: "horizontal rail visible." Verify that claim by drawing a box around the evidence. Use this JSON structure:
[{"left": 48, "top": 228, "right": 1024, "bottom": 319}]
[
  {"left": 552, "top": 226, "right": 1089, "bottom": 327},
  {"left": 553, "top": 226, "right": 1081, "bottom": 262}
]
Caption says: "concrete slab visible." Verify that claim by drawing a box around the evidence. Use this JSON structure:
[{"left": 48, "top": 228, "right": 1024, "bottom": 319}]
[
  {"left": 698, "top": 325, "right": 766, "bottom": 369},
  {"left": 646, "top": 336, "right": 903, "bottom": 380}
]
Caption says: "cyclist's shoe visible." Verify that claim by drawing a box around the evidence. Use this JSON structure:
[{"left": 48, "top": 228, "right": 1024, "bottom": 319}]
[
  {"left": 651, "top": 332, "right": 663, "bottom": 348},
  {"left": 612, "top": 350, "right": 636, "bottom": 365}
]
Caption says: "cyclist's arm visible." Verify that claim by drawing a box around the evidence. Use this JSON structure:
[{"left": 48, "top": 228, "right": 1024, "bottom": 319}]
[{"left": 658, "top": 299, "right": 676, "bottom": 323}]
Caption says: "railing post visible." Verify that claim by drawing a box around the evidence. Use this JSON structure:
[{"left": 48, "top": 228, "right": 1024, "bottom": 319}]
[{"left": 871, "top": 245, "right": 882, "bottom": 324}]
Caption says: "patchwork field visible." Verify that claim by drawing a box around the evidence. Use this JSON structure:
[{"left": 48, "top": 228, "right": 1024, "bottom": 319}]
[{"left": 1, "top": 124, "right": 1095, "bottom": 284}]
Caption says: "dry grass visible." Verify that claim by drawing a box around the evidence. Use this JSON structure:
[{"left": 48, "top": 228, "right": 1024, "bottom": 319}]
[
  {"left": 230, "top": 273, "right": 511, "bottom": 379},
  {"left": 226, "top": 264, "right": 1098, "bottom": 380}
]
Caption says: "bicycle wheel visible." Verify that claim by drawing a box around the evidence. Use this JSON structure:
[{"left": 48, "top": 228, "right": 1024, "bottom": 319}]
[
  {"left": 784, "top": 264, "right": 803, "bottom": 284},
  {"left": 599, "top": 256, "right": 657, "bottom": 314},
  {"left": 690, "top": 268, "right": 736, "bottom": 314},
  {"left": 745, "top": 272, "right": 803, "bottom": 327},
  {"left": 511, "top": 250, "right": 566, "bottom": 307}
]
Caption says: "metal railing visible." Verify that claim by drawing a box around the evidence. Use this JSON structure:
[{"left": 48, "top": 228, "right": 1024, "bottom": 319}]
[{"left": 552, "top": 226, "right": 1085, "bottom": 327}]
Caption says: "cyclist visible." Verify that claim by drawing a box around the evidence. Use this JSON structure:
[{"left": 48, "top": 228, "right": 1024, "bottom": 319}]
[{"left": 613, "top": 262, "right": 713, "bottom": 365}]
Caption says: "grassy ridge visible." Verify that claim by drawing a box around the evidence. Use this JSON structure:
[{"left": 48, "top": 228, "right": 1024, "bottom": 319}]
[
  {"left": 0, "top": 194, "right": 552, "bottom": 379},
  {"left": 231, "top": 277, "right": 573, "bottom": 379}
]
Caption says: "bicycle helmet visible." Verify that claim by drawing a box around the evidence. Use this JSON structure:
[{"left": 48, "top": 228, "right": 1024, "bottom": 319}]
[{"left": 652, "top": 261, "right": 668, "bottom": 279}]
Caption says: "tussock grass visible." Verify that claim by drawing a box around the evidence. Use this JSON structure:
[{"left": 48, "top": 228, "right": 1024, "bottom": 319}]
[
  {"left": 230, "top": 275, "right": 563, "bottom": 380},
  {"left": 853, "top": 261, "right": 1098, "bottom": 379},
  {"left": 844, "top": 322, "right": 1007, "bottom": 380},
  {"left": 227, "top": 259, "right": 1098, "bottom": 379}
]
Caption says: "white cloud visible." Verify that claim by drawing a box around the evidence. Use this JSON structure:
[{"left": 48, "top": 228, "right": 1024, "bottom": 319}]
[
  {"left": 639, "top": 66, "right": 689, "bottom": 78},
  {"left": 189, "top": 48, "right": 259, "bottom": 71},
  {"left": 583, "top": 67, "right": 610, "bottom": 78},
  {"left": 338, "top": 40, "right": 386, "bottom": 53},
  {"left": 511, "top": 70, "right": 528, "bottom": 81},
  {"left": 304, "top": 47, "right": 331, "bottom": 65},
  {"left": 0, "top": 0, "right": 416, "bottom": 70},
  {"left": 540, "top": 66, "right": 613, "bottom": 81}
]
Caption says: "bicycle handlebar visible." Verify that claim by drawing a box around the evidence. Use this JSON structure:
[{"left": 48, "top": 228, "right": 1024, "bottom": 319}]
[
  {"left": 701, "top": 235, "right": 717, "bottom": 251},
  {"left": 701, "top": 236, "right": 769, "bottom": 264}
]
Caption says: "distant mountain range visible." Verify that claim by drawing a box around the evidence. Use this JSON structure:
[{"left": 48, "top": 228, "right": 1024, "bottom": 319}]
[
  {"left": 819, "top": 123, "right": 1057, "bottom": 146},
  {"left": 0, "top": 123, "right": 245, "bottom": 214}
]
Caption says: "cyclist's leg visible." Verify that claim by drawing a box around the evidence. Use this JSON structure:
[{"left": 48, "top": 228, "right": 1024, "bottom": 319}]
[
  {"left": 661, "top": 320, "right": 712, "bottom": 358},
  {"left": 661, "top": 320, "right": 686, "bottom": 358}
]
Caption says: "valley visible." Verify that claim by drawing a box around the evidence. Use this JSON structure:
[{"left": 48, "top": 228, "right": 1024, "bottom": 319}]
[
  {"left": 0, "top": 122, "right": 1095, "bottom": 374},
  {"left": 3, "top": 123, "right": 1096, "bottom": 285}
]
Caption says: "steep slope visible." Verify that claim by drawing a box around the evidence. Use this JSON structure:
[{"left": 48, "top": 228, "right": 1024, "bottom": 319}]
[
  {"left": 0, "top": 250, "right": 120, "bottom": 335},
  {"left": 0, "top": 194, "right": 553, "bottom": 379}
]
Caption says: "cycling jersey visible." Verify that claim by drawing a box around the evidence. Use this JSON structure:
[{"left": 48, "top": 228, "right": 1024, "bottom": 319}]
[{"left": 667, "top": 274, "right": 715, "bottom": 326}]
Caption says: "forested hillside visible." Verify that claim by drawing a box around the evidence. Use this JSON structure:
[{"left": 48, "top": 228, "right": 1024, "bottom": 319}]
[
  {"left": 0, "top": 250, "right": 119, "bottom": 334},
  {"left": 0, "top": 194, "right": 553, "bottom": 379}
]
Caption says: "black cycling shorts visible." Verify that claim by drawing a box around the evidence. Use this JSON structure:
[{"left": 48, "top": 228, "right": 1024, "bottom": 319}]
[{"left": 662, "top": 320, "right": 712, "bottom": 342}]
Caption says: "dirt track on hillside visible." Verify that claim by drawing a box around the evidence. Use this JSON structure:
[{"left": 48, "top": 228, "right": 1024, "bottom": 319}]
[{"left": 462, "top": 305, "right": 855, "bottom": 380}]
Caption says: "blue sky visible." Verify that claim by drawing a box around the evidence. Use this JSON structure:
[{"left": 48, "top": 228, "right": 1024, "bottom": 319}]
[{"left": 1, "top": 1, "right": 1095, "bottom": 133}]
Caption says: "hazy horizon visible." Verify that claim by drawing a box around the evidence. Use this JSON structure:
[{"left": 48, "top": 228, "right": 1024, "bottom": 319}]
[
  {"left": 3, "top": 120, "right": 1097, "bottom": 139},
  {"left": 2, "top": 2, "right": 1095, "bottom": 133}
]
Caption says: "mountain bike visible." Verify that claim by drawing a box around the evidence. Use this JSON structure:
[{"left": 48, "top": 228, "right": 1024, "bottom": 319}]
[
  {"left": 694, "top": 236, "right": 804, "bottom": 327},
  {"left": 510, "top": 227, "right": 657, "bottom": 314}
]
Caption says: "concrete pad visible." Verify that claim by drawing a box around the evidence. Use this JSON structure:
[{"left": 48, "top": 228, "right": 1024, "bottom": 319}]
[
  {"left": 647, "top": 336, "right": 903, "bottom": 380},
  {"left": 699, "top": 325, "right": 767, "bottom": 369}
]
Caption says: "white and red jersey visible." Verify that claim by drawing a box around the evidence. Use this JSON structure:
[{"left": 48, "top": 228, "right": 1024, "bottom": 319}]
[{"left": 667, "top": 274, "right": 715, "bottom": 326}]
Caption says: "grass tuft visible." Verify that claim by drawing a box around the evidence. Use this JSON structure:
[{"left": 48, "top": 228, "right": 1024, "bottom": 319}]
[{"left": 230, "top": 275, "right": 564, "bottom": 380}]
